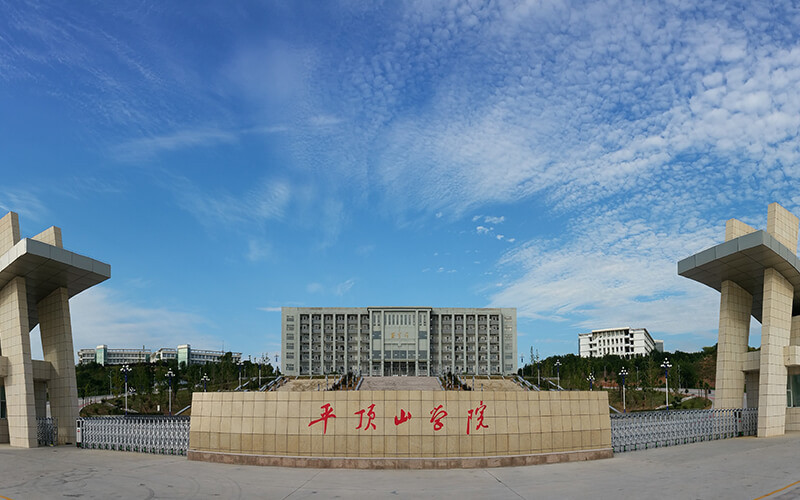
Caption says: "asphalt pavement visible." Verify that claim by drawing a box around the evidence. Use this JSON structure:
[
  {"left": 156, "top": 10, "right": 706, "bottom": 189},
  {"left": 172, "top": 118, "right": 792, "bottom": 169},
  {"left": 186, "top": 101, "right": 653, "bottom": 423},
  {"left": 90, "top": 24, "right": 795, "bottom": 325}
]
[{"left": 1, "top": 433, "right": 800, "bottom": 499}]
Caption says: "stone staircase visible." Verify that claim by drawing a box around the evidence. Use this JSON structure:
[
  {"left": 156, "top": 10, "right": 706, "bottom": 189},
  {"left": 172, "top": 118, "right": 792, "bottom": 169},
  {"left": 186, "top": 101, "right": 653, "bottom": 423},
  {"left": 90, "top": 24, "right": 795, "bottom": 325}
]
[{"left": 359, "top": 376, "right": 442, "bottom": 391}]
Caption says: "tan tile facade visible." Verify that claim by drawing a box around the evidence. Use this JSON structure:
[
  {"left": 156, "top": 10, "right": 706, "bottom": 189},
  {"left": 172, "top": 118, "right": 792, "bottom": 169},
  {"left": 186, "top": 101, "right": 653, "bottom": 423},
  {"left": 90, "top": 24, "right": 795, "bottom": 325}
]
[
  {"left": 768, "top": 203, "right": 799, "bottom": 253},
  {"left": 758, "top": 268, "right": 793, "bottom": 437},
  {"left": 0, "top": 276, "right": 37, "bottom": 448},
  {"left": 37, "top": 288, "right": 78, "bottom": 444},
  {"left": 689, "top": 204, "right": 800, "bottom": 437},
  {"left": 715, "top": 280, "right": 752, "bottom": 408},
  {"left": 0, "top": 211, "right": 108, "bottom": 447},
  {"left": 189, "top": 390, "right": 611, "bottom": 465}
]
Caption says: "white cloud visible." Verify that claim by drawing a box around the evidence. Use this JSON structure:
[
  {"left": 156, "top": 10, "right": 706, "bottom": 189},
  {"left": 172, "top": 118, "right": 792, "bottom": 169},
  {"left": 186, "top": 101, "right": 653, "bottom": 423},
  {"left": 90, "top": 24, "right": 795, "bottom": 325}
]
[
  {"left": 0, "top": 189, "right": 48, "bottom": 223},
  {"left": 309, "top": 115, "right": 343, "bottom": 127},
  {"left": 496, "top": 234, "right": 504, "bottom": 240},
  {"left": 476, "top": 226, "right": 491, "bottom": 234},
  {"left": 306, "top": 283, "right": 324, "bottom": 293},
  {"left": 490, "top": 208, "right": 725, "bottom": 339},
  {"left": 51, "top": 287, "right": 216, "bottom": 362},
  {"left": 247, "top": 239, "right": 271, "bottom": 262},
  {"left": 335, "top": 278, "right": 356, "bottom": 296},
  {"left": 168, "top": 175, "right": 292, "bottom": 227},
  {"left": 484, "top": 216, "right": 505, "bottom": 224},
  {"left": 258, "top": 307, "right": 282, "bottom": 312}
]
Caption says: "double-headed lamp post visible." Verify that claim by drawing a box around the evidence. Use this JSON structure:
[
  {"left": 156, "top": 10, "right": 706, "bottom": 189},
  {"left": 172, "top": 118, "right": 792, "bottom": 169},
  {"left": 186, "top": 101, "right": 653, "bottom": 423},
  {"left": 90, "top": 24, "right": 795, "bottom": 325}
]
[
  {"left": 619, "top": 367, "right": 628, "bottom": 413},
  {"left": 554, "top": 360, "right": 562, "bottom": 390},
  {"left": 661, "top": 359, "right": 672, "bottom": 410},
  {"left": 166, "top": 369, "right": 175, "bottom": 415},
  {"left": 587, "top": 372, "right": 595, "bottom": 391},
  {"left": 121, "top": 364, "right": 131, "bottom": 415},
  {"left": 201, "top": 373, "right": 210, "bottom": 392}
]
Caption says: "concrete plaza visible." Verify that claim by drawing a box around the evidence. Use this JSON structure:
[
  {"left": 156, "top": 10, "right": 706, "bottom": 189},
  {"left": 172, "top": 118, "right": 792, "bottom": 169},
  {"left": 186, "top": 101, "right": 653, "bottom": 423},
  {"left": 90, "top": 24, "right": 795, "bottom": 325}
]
[{"left": 2, "top": 434, "right": 800, "bottom": 499}]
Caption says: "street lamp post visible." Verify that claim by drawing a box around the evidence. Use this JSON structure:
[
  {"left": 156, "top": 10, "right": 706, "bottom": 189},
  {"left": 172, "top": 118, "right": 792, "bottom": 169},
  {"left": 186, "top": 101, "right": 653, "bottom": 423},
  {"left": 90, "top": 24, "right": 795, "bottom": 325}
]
[
  {"left": 238, "top": 360, "right": 244, "bottom": 390},
  {"left": 619, "top": 367, "right": 628, "bottom": 413},
  {"left": 201, "top": 373, "right": 210, "bottom": 392},
  {"left": 520, "top": 355, "right": 524, "bottom": 376},
  {"left": 587, "top": 372, "right": 595, "bottom": 391},
  {"left": 121, "top": 364, "right": 131, "bottom": 415},
  {"left": 555, "top": 360, "right": 562, "bottom": 390},
  {"left": 166, "top": 369, "right": 175, "bottom": 415},
  {"left": 661, "top": 359, "right": 672, "bottom": 410}
]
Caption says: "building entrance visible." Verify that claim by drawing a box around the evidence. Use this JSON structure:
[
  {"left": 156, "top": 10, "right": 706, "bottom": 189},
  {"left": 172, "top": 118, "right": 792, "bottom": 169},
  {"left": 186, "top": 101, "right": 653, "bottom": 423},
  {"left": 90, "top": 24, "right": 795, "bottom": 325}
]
[{"left": 384, "top": 361, "right": 416, "bottom": 376}]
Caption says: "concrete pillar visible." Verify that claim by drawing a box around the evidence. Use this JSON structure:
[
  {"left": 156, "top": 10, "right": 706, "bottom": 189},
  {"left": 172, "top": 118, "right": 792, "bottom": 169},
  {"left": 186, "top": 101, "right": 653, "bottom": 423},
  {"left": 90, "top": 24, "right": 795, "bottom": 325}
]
[
  {"left": 38, "top": 287, "right": 79, "bottom": 444},
  {"left": 767, "top": 203, "right": 799, "bottom": 253},
  {"left": 714, "top": 280, "right": 752, "bottom": 408},
  {"left": 0, "top": 277, "right": 37, "bottom": 448},
  {"left": 757, "top": 268, "right": 794, "bottom": 437},
  {"left": 0, "top": 212, "right": 20, "bottom": 253}
]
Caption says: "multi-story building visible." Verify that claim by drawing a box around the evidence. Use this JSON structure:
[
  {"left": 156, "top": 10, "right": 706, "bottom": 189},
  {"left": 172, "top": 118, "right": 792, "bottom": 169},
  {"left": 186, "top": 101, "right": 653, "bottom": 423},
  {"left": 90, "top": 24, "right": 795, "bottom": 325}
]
[
  {"left": 78, "top": 344, "right": 241, "bottom": 366},
  {"left": 150, "top": 347, "right": 177, "bottom": 363},
  {"left": 578, "top": 327, "right": 663, "bottom": 358},
  {"left": 77, "top": 345, "right": 151, "bottom": 366},
  {"left": 281, "top": 307, "right": 517, "bottom": 376},
  {"left": 177, "top": 344, "right": 241, "bottom": 365}
]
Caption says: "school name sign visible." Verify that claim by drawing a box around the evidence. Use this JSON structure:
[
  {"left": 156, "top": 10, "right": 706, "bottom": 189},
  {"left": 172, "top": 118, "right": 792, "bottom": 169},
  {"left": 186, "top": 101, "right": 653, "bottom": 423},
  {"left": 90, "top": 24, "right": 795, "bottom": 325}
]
[{"left": 188, "top": 390, "right": 612, "bottom": 467}]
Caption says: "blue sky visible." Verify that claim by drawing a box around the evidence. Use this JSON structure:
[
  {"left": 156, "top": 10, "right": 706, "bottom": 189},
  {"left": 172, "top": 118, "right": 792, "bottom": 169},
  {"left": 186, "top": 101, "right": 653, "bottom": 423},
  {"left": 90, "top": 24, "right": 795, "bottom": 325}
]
[{"left": 3, "top": 0, "right": 800, "bottom": 365}]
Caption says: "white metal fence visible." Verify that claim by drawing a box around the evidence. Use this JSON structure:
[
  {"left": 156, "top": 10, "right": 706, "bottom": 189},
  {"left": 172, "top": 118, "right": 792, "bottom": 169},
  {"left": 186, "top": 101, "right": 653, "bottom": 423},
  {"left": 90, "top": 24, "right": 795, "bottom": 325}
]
[
  {"left": 610, "top": 408, "right": 757, "bottom": 453},
  {"left": 77, "top": 416, "right": 190, "bottom": 455}
]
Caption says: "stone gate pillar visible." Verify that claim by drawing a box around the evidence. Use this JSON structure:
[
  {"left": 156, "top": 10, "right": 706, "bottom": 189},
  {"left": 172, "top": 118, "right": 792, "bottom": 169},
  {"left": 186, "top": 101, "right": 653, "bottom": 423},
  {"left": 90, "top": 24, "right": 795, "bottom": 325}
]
[
  {"left": 0, "top": 211, "right": 109, "bottom": 447},
  {"left": 679, "top": 202, "right": 800, "bottom": 438},
  {"left": 0, "top": 276, "right": 37, "bottom": 448},
  {"left": 38, "top": 287, "right": 79, "bottom": 444}
]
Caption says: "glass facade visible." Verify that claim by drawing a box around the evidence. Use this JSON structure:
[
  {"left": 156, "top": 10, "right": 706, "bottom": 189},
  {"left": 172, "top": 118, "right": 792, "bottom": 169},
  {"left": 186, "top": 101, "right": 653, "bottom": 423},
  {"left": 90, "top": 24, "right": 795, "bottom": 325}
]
[{"left": 788, "top": 374, "right": 800, "bottom": 407}]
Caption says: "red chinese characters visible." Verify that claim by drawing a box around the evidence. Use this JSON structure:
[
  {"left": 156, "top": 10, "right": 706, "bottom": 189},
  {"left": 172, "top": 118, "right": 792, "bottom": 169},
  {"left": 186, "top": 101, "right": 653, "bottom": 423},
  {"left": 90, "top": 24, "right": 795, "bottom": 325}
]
[
  {"left": 308, "top": 403, "right": 336, "bottom": 434},
  {"left": 466, "top": 400, "right": 489, "bottom": 435},
  {"left": 394, "top": 408, "right": 412, "bottom": 426},
  {"left": 429, "top": 404, "right": 447, "bottom": 431},
  {"left": 354, "top": 403, "right": 377, "bottom": 431}
]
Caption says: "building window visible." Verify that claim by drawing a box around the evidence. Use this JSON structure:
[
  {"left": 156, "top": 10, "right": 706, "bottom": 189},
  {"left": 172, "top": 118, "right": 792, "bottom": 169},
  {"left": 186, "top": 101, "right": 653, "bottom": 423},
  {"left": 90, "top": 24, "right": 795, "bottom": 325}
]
[{"left": 286, "top": 316, "right": 294, "bottom": 322}]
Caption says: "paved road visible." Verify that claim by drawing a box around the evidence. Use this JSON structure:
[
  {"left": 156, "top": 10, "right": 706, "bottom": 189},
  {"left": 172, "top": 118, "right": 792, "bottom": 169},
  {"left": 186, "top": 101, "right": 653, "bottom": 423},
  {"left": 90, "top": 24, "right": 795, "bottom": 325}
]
[{"left": 2, "top": 434, "right": 800, "bottom": 499}]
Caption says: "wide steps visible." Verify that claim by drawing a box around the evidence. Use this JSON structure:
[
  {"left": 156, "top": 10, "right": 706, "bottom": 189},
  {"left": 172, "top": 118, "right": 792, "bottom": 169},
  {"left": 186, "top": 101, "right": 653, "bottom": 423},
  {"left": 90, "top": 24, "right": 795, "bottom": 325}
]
[{"left": 359, "top": 376, "right": 442, "bottom": 391}]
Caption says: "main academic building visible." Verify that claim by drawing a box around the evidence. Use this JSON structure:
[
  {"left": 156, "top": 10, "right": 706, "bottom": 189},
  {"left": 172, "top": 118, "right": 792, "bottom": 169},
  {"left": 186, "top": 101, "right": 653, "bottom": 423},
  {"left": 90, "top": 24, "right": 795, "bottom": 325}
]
[{"left": 281, "top": 307, "right": 517, "bottom": 376}]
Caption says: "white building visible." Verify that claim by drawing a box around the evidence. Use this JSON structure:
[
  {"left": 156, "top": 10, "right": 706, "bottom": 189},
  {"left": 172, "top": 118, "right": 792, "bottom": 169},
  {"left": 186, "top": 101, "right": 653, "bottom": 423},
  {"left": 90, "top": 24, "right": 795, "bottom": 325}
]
[
  {"left": 578, "top": 327, "right": 663, "bottom": 358},
  {"left": 282, "top": 307, "right": 517, "bottom": 376},
  {"left": 177, "top": 344, "right": 241, "bottom": 365},
  {"left": 78, "top": 345, "right": 241, "bottom": 366},
  {"left": 78, "top": 345, "right": 151, "bottom": 366}
]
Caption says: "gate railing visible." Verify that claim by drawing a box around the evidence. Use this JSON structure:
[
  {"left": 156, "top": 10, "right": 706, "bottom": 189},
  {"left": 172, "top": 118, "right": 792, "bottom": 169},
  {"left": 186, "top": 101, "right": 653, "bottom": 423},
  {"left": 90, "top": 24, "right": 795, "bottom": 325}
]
[
  {"left": 610, "top": 408, "right": 757, "bottom": 453},
  {"left": 77, "top": 415, "right": 190, "bottom": 455},
  {"left": 37, "top": 417, "right": 57, "bottom": 446}
]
